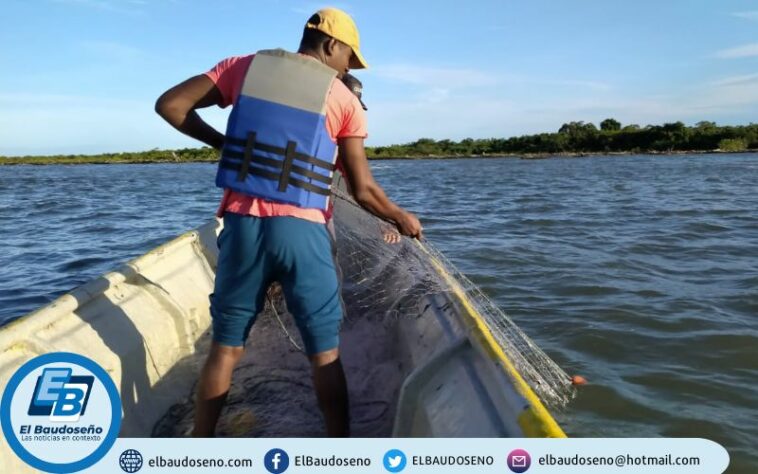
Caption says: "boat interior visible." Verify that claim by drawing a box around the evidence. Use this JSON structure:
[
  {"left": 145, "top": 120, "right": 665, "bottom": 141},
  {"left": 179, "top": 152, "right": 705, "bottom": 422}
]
[{"left": 152, "top": 221, "right": 525, "bottom": 437}]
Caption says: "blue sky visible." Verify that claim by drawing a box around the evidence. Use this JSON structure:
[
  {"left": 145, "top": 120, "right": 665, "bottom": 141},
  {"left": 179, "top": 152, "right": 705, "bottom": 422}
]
[{"left": 1, "top": 0, "right": 757, "bottom": 155}]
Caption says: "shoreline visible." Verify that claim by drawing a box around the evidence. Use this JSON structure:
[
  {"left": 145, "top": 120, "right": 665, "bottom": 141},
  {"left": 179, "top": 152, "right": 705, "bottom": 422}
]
[
  {"left": 373, "top": 149, "right": 758, "bottom": 161},
  {"left": 0, "top": 148, "right": 756, "bottom": 166}
]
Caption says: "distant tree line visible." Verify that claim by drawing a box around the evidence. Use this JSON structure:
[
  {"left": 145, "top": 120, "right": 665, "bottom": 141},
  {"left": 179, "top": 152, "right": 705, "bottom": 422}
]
[
  {"left": 1, "top": 120, "right": 756, "bottom": 164},
  {"left": 366, "top": 120, "right": 758, "bottom": 157},
  {"left": 0, "top": 147, "right": 218, "bottom": 165}
]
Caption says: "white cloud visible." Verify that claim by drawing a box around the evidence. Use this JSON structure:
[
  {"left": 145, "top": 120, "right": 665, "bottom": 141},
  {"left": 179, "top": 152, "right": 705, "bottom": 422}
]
[
  {"left": 708, "top": 73, "right": 758, "bottom": 87},
  {"left": 4, "top": 78, "right": 755, "bottom": 154},
  {"left": 372, "top": 64, "right": 500, "bottom": 89},
  {"left": 732, "top": 11, "right": 758, "bottom": 21},
  {"left": 52, "top": 0, "right": 137, "bottom": 11},
  {"left": 79, "top": 40, "right": 145, "bottom": 60},
  {"left": 417, "top": 88, "right": 451, "bottom": 104},
  {"left": 537, "top": 79, "right": 612, "bottom": 92},
  {"left": 50, "top": 0, "right": 174, "bottom": 15},
  {"left": 0, "top": 93, "right": 229, "bottom": 156},
  {"left": 371, "top": 64, "right": 612, "bottom": 94},
  {"left": 3, "top": 66, "right": 754, "bottom": 154},
  {"left": 290, "top": 3, "right": 355, "bottom": 16},
  {"left": 363, "top": 72, "right": 758, "bottom": 145},
  {"left": 714, "top": 43, "right": 758, "bottom": 59},
  {"left": 694, "top": 74, "right": 758, "bottom": 111}
]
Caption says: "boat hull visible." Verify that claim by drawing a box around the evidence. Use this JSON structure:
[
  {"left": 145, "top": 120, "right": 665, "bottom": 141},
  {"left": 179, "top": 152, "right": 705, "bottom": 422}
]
[{"left": 0, "top": 218, "right": 563, "bottom": 471}]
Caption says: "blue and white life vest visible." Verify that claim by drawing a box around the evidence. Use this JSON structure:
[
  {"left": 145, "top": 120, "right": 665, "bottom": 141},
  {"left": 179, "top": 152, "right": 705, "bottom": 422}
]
[{"left": 216, "top": 49, "right": 338, "bottom": 210}]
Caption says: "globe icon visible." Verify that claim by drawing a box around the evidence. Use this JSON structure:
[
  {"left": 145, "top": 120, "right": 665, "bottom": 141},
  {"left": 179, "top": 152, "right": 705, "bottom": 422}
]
[{"left": 119, "top": 449, "right": 143, "bottom": 473}]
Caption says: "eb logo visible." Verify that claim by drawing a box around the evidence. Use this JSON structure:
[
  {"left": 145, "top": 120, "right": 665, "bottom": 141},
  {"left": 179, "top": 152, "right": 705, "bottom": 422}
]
[{"left": 28, "top": 368, "right": 94, "bottom": 421}]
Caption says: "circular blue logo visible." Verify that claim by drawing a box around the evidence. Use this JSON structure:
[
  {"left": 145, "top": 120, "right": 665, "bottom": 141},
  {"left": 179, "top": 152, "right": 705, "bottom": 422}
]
[
  {"left": 0, "top": 352, "right": 122, "bottom": 473},
  {"left": 264, "top": 448, "right": 290, "bottom": 473},
  {"left": 383, "top": 449, "right": 407, "bottom": 472},
  {"left": 119, "top": 449, "right": 143, "bottom": 473}
]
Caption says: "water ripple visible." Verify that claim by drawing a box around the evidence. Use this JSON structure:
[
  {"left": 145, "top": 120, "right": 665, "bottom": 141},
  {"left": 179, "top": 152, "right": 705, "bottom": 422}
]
[{"left": 1, "top": 155, "right": 757, "bottom": 471}]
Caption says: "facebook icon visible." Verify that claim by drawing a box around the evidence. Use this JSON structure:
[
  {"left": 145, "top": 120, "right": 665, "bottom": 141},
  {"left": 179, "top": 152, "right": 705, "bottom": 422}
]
[{"left": 264, "top": 448, "right": 289, "bottom": 474}]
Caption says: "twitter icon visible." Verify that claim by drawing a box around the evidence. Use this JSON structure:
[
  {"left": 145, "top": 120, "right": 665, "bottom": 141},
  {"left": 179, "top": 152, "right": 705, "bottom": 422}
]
[{"left": 383, "top": 449, "right": 407, "bottom": 473}]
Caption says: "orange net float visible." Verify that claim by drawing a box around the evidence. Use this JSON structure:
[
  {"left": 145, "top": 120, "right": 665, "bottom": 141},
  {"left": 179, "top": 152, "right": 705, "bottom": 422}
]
[{"left": 571, "top": 375, "right": 587, "bottom": 386}]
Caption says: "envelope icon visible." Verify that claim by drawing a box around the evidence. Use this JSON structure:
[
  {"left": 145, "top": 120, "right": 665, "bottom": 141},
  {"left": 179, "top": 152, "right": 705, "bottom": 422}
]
[{"left": 512, "top": 455, "right": 527, "bottom": 467}]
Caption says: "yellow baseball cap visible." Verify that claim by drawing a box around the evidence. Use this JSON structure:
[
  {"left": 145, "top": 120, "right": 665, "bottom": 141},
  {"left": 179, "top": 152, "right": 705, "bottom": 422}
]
[{"left": 306, "top": 7, "right": 368, "bottom": 69}]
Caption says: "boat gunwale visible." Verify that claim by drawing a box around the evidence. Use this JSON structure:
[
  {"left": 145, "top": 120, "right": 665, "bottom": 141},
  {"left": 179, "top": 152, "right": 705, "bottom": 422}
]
[{"left": 414, "top": 239, "right": 567, "bottom": 438}]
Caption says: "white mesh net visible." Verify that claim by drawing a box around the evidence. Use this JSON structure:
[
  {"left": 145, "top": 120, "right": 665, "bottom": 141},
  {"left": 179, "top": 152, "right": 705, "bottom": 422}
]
[
  {"left": 327, "top": 187, "right": 576, "bottom": 408},
  {"left": 154, "top": 185, "right": 575, "bottom": 437}
]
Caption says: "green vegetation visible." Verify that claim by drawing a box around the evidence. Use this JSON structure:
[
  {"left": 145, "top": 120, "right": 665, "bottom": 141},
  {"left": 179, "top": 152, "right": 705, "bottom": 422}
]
[
  {"left": 1, "top": 120, "right": 756, "bottom": 165},
  {"left": 718, "top": 138, "right": 748, "bottom": 152},
  {"left": 367, "top": 120, "right": 758, "bottom": 158},
  {"left": 0, "top": 148, "right": 218, "bottom": 165}
]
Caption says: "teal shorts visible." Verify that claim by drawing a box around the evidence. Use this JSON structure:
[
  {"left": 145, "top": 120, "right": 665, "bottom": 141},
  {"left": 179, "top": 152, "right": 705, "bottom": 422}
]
[{"left": 210, "top": 213, "right": 342, "bottom": 355}]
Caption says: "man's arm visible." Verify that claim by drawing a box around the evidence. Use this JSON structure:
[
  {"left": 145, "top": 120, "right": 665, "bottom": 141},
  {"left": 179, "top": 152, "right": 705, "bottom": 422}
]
[
  {"left": 155, "top": 75, "right": 226, "bottom": 150},
  {"left": 339, "top": 137, "right": 422, "bottom": 239}
]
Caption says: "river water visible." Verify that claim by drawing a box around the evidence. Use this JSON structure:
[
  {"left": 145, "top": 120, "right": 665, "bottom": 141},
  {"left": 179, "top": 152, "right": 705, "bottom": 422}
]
[{"left": 1, "top": 154, "right": 756, "bottom": 472}]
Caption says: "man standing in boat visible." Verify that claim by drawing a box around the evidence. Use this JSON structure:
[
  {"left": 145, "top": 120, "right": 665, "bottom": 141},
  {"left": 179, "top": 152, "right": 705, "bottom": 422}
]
[{"left": 155, "top": 8, "right": 422, "bottom": 437}]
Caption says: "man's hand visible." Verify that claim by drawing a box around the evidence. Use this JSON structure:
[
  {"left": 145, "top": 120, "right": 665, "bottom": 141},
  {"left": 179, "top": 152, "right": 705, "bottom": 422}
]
[
  {"left": 381, "top": 224, "right": 402, "bottom": 244},
  {"left": 155, "top": 75, "right": 226, "bottom": 150},
  {"left": 395, "top": 211, "right": 423, "bottom": 239},
  {"left": 339, "top": 137, "right": 423, "bottom": 240}
]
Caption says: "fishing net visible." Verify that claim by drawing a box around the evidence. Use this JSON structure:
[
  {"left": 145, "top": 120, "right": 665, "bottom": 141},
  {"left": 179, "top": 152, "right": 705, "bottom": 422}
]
[
  {"left": 154, "top": 179, "right": 574, "bottom": 438},
  {"left": 268, "top": 183, "right": 575, "bottom": 409}
]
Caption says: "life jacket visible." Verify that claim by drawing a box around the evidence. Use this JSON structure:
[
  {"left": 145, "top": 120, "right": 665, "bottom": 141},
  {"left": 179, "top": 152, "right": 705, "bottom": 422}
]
[{"left": 216, "top": 49, "right": 338, "bottom": 210}]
